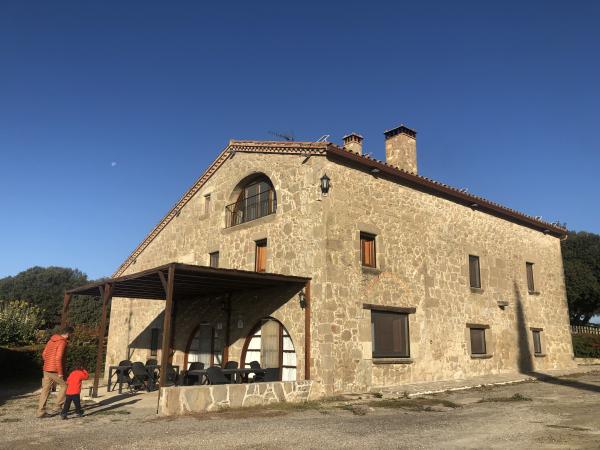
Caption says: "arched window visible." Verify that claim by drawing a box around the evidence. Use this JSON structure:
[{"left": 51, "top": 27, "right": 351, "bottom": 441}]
[
  {"left": 242, "top": 318, "right": 296, "bottom": 381},
  {"left": 226, "top": 175, "right": 276, "bottom": 227},
  {"left": 185, "top": 324, "right": 224, "bottom": 369}
]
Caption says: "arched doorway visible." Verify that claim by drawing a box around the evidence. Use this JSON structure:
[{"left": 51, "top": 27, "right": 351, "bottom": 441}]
[
  {"left": 242, "top": 318, "right": 297, "bottom": 381},
  {"left": 185, "top": 324, "right": 224, "bottom": 369}
]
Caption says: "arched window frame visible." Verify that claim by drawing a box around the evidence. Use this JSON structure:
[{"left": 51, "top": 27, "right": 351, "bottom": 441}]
[{"left": 226, "top": 175, "right": 277, "bottom": 227}]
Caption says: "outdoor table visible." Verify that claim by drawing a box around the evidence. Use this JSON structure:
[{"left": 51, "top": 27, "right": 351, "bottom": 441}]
[
  {"left": 108, "top": 364, "right": 180, "bottom": 393},
  {"left": 188, "top": 368, "right": 266, "bottom": 385}
]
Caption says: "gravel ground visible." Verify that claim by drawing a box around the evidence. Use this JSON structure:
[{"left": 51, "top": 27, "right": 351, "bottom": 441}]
[{"left": 1, "top": 371, "right": 599, "bottom": 449}]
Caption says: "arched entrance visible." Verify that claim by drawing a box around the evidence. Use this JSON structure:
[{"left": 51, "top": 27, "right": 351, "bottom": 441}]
[
  {"left": 185, "top": 324, "right": 224, "bottom": 369},
  {"left": 242, "top": 318, "right": 297, "bottom": 381}
]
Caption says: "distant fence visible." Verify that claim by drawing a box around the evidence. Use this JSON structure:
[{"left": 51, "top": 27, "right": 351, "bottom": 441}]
[{"left": 571, "top": 325, "right": 600, "bottom": 335}]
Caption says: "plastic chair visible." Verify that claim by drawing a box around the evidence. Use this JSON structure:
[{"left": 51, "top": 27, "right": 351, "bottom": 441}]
[{"left": 206, "top": 366, "right": 229, "bottom": 385}]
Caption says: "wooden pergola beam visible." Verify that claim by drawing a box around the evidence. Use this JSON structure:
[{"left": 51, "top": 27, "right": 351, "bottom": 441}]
[
  {"left": 159, "top": 264, "right": 176, "bottom": 389},
  {"left": 60, "top": 293, "right": 72, "bottom": 327},
  {"left": 92, "top": 283, "right": 112, "bottom": 397}
]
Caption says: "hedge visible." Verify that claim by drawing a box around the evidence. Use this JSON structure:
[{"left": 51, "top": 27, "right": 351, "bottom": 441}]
[{"left": 572, "top": 334, "right": 600, "bottom": 358}]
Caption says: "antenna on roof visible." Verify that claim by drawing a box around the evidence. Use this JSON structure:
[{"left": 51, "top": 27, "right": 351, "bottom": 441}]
[
  {"left": 268, "top": 130, "right": 295, "bottom": 141},
  {"left": 315, "top": 135, "right": 330, "bottom": 142}
]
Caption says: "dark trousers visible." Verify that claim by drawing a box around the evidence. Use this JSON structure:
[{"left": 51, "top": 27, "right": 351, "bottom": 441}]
[{"left": 61, "top": 394, "right": 82, "bottom": 416}]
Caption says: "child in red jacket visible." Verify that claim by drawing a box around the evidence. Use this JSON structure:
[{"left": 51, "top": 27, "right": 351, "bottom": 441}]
[{"left": 60, "top": 363, "right": 89, "bottom": 419}]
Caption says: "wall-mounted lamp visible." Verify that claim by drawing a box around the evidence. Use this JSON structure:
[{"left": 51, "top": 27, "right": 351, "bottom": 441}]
[
  {"left": 298, "top": 291, "right": 307, "bottom": 309},
  {"left": 320, "top": 174, "right": 331, "bottom": 195}
]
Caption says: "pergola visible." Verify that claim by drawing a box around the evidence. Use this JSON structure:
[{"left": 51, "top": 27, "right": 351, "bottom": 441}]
[{"left": 62, "top": 263, "right": 311, "bottom": 397}]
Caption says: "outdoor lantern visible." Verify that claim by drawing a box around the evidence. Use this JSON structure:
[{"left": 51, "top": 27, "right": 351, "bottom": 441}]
[
  {"left": 320, "top": 174, "right": 331, "bottom": 195},
  {"left": 298, "top": 291, "right": 307, "bottom": 309}
]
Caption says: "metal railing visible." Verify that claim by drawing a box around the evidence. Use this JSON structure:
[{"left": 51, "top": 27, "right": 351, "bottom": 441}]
[{"left": 225, "top": 190, "right": 277, "bottom": 228}]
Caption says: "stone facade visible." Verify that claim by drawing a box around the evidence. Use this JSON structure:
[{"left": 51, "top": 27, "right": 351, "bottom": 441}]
[
  {"left": 159, "top": 381, "right": 313, "bottom": 415},
  {"left": 105, "top": 134, "right": 575, "bottom": 398}
]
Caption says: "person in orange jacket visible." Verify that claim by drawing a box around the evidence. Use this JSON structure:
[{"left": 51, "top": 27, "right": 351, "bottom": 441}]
[
  {"left": 37, "top": 325, "right": 73, "bottom": 418},
  {"left": 60, "top": 362, "right": 89, "bottom": 419}
]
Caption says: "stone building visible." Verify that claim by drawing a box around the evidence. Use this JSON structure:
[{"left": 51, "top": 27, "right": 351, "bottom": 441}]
[{"left": 104, "top": 124, "right": 575, "bottom": 396}]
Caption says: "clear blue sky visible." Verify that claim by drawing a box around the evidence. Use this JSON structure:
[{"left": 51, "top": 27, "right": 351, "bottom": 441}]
[{"left": 1, "top": 0, "right": 599, "bottom": 280}]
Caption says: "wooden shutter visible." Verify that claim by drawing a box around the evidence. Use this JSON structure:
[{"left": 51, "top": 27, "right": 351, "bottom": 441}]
[
  {"left": 209, "top": 252, "right": 219, "bottom": 268},
  {"left": 469, "top": 255, "right": 481, "bottom": 288},
  {"left": 371, "top": 310, "right": 409, "bottom": 358},
  {"left": 470, "top": 328, "right": 486, "bottom": 354},
  {"left": 255, "top": 240, "right": 267, "bottom": 272},
  {"left": 361, "top": 233, "right": 376, "bottom": 268},
  {"left": 532, "top": 330, "right": 542, "bottom": 354},
  {"left": 526, "top": 262, "right": 535, "bottom": 292}
]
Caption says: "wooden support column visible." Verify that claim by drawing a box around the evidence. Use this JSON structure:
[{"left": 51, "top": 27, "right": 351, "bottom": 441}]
[
  {"left": 222, "top": 293, "right": 232, "bottom": 363},
  {"left": 92, "top": 283, "right": 112, "bottom": 397},
  {"left": 304, "top": 280, "right": 311, "bottom": 380},
  {"left": 60, "top": 293, "right": 72, "bottom": 327},
  {"left": 159, "top": 264, "right": 176, "bottom": 389}
]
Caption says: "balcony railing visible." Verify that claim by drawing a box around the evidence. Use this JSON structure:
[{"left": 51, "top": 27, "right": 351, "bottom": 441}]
[{"left": 225, "top": 190, "right": 277, "bottom": 228}]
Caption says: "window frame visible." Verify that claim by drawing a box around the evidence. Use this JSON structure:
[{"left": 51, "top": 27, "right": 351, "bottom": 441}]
[
  {"left": 255, "top": 239, "right": 268, "bottom": 273},
  {"left": 209, "top": 251, "right": 219, "bottom": 268},
  {"left": 469, "top": 327, "right": 487, "bottom": 355},
  {"left": 526, "top": 262, "right": 535, "bottom": 293},
  {"left": 150, "top": 328, "right": 160, "bottom": 357},
  {"left": 360, "top": 232, "right": 377, "bottom": 268},
  {"left": 204, "top": 193, "right": 211, "bottom": 215},
  {"left": 469, "top": 255, "right": 481, "bottom": 289},
  {"left": 370, "top": 309, "right": 410, "bottom": 359},
  {"left": 532, "top": 329, "right": 543, "bottom": 355}
]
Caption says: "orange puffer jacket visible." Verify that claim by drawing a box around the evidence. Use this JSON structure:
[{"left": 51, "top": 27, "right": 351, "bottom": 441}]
[{"left": 42, "top": 334, "right": 68, "bottom": 376}]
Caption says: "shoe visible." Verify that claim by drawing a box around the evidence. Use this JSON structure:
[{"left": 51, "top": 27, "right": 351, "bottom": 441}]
[
  {"left": 77, "top": 412, "right": 84, "bottom": 417},
  {"left": 60, "top": 414, "right": 68, "bottom": 420},
  {"left": 36, "top": 412, "right": 48, "bottom": 419}
]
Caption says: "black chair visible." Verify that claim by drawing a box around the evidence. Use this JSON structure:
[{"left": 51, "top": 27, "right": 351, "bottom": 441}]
[
  {"left": 259, "top": 367, "right": 280, "bottom": 383},
  {"left": 145, "top": 358, "right": 158, "bottom": 366},
  {"left": 223, "top": 360, "right": 238, "bottom": 383},
  {"left": 112, "top": 360, "right": 133, "bottom": 393},
  {"left": 185, "top": 362, "right": 205, "bottom": 385},
  {"left": 206, "top": 366, "right": 229, "bottom": 385},
  {"left": 130, "top": 362, "right": 152, "bottom": 392},
  {"left": 247, "top": 361, "right": 262, "bottom": 383}
]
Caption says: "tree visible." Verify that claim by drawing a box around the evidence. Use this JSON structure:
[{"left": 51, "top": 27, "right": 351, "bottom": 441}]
[
  {"left": 0, "top": 267, "right": 102, "bottom": 327},
  {"left": 562, "top": 231, "right": 600, "bottom": 324},
  {"left": 0, "top": 300, "right": 43, "bottom": 345}
]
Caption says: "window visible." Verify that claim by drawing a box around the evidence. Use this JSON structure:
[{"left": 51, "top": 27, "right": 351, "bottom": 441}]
[
  {"left": 361, "top": 233, "right": 376, "bottom": 268},
  {"left": 204, "top": 194, "right": 211, "bottom": 215},
  {"left": 532, "top": 330, "right": 542, "bottom": 355},
  {"left": 242, "top": 318, "right": 297, "bottom": 381},
  {"left": 469, "top": 255, "right": 481, "bottom": 289},
  {"left": 226, "top": 176, "right": 276, "bottom": 227},
  {"left": 370, "top": 310, "right": 410, "bottom": 358},
  {"left": 469, "top": 328, "right": 486, "bottom": 355},
  {"left": 209, "top": 251, "right": 219, "bottom": 268},
  {"left": 526, "top": 262, "right": 535, "bottom": 293},
  {"left": 255, "top": 239, "right": 267, "bottom": 272},
  {"left": 186, "top": 324, "right": 223, "bottom": 369},
  {"left": 150, "top": 328, "right": 160, "bottom": 357}
]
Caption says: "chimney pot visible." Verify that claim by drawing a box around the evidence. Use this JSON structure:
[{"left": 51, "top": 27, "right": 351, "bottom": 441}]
[
  {"left": 343, "top": 132, "right": 363, "bottom": 155},
  {"left": 384, "top": 124, "right": 417, "bottom": 173}
]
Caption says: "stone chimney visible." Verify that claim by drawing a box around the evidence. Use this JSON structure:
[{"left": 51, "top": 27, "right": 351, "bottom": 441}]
[
  {"left": 384, "top": 124, "right": 417, "bottom": 173},
  {"left": 343, "top": 132, "right": 363, "bottom": 155}
]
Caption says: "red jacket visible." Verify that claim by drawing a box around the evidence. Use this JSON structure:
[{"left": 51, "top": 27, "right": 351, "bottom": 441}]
[
  {"left": 42, "top": 334, "right": 68, "bottom": 376},
  {"left": 66, "top": 369, "right": 89, "bottom": 395}
]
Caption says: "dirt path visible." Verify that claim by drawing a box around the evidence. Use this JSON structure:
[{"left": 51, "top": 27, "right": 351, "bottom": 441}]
[{"left": 2, "top": 371, "right": 599, "bottom": 449}]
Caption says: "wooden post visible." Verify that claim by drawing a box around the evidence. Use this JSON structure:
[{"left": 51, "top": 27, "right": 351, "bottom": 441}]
[
  {"left": 304, "top": 280, "right": 311, "bottom": 380},
  {"left": 60, "top": 293, "right": 72, "bottom": 327},
  {"left": 222, "top": 294, "right": 232, "bottom": 363},
  {"left": 92, "top": 283, "right": 112, "bottom": 397},
  {"left": 159, "top": 264, "right": 176, "bottom": 389}
]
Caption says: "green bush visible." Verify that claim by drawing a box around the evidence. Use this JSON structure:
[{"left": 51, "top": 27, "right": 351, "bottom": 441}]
[
  {"left": 572, "top": 334, "right": 600, "bottom": 358},
  {"left": 0, "top": 300, "right": 44, "bottom": 346}
]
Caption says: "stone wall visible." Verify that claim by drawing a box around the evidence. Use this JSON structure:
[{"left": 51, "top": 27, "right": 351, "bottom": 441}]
[
  {"left": 159, "top": 380, "right": 313, "bottom": 415},
  {"left": 105, "top": 145, "right": 575, "bottom": 397}
]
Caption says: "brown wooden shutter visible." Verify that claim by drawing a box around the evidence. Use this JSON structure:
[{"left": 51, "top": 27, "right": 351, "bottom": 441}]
[
  {"left": 361, "top": 233, "right": 376, "bottom": 268},
  {"left": 526, "top": 262, "right": 535, "bottom": 292},
  {"left": 469, "top": 255, "right": 481, "bottom": 288},
  {"left": 532, "top": 330, "right": 542, "bottom": 354},
  {"left": 255, "top": 240, "right": 267, "bottom": 272},
  {"left": 371, "top": 310, "right": 409, "bottom": 358},
  {"left": 470, "top": 328, "right": 486, "bottom": 354}
]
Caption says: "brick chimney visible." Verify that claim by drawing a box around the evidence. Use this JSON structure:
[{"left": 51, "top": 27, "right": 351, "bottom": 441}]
[
  {"left": 343, "top": 132, "right": 363, "bottom": 155},
  {"left": 384, "top": 125, "right": 417, "bottom": 173}
]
